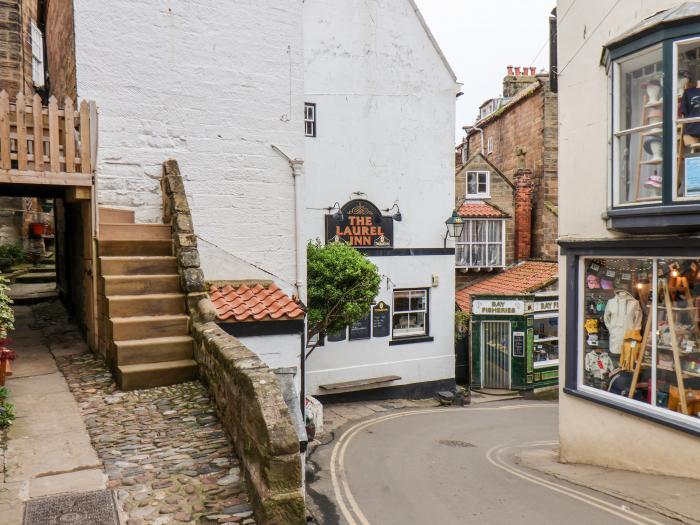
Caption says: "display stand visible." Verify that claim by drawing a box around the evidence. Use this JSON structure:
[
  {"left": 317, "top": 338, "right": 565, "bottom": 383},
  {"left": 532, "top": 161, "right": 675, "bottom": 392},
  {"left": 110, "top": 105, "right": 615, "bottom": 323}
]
[
  {"left": 634, "top": 94, "right": 662, "bottom": 202},
  {"left": 628, "top": 278, "right": 692, "bottom": 415}
]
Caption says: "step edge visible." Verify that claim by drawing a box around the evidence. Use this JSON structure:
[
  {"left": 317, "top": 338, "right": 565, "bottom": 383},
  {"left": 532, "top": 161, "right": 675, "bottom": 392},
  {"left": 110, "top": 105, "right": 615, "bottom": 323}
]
[
  {"left": 115, "top": 335, "right": 193, "bottom": 347},
  {"left": 118, "top": 359, "right": 198, "bottom": 373}
]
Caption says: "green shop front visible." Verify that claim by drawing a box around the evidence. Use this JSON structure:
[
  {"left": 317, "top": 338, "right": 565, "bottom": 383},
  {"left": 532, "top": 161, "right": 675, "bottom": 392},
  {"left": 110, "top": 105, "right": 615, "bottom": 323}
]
[{"left": 470, "top": 293, "right": 559, "bottom": 390}]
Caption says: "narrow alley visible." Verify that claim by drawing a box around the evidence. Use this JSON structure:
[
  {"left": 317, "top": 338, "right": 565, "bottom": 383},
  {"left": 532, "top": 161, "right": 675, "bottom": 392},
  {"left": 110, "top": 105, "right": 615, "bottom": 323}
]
[{"left": 1, "top": 302, "right": 255, "bottom": 525}]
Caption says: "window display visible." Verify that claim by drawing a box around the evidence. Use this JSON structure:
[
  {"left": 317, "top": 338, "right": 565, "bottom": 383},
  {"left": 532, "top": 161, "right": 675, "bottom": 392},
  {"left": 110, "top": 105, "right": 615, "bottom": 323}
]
[
  {"left": 532, "top": 314, "right": 558, "bottom": 367},
  {"left": 676, "top": 39, "right": 700, "bottom": 199},
  {"left": 613, "top": 46, "right": 663, "bottom": 205},
  {"left": 581, "top": 258, "right": 700, "bottom": 421}
]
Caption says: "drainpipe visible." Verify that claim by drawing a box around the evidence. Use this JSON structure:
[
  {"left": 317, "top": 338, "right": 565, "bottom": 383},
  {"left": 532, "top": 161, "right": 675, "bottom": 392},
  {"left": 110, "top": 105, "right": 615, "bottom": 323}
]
[{"left": 472, "top": 125, "right": 485, "bottom": 153}]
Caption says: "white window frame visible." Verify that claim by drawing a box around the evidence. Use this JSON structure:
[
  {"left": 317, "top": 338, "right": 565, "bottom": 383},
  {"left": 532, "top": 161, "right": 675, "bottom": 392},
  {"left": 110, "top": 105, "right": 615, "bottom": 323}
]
[
  {"left": 486, "top": 136, "right": 494, "bottom": 154},
  {"left": 532, "top": 312, "right": 559, "bottom": 369},
  {"left": 576, "top": 256, "right": 700, "bottom": 429},
  {"left": 30, "top": 20, "right": 44, "bottom": 87},
  {"left": 304, "top": 102, "right": 316, "bottom": 137},
  {"left": 466, "top": 170, "right": 490, "bottom": 198},
  {"left": 455, "top": 219, "right": 506, "bottom": 269},
  {"left": 392, "top": 288, "right": 428, "bottom": 339}
]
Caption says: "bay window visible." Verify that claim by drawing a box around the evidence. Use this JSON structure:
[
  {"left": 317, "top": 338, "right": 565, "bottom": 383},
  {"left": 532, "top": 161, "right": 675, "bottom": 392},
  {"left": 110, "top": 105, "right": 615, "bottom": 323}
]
[
  {"left": 605, "top": 18, "right": 700, "bottom": 233},
  {"left": 455, "top": 219, "right": 505, "bottom": 269}
]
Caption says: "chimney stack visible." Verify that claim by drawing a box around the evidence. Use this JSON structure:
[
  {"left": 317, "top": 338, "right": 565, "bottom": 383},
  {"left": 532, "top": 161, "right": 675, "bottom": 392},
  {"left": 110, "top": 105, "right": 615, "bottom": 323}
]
[{"left": 514, "top": 147, "right": 533, "bottom": 261}]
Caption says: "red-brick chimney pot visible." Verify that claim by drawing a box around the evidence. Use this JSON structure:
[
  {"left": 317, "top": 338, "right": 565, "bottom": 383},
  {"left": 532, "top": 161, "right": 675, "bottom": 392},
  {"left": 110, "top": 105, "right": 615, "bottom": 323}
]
[
  {"left": 514, "top": 66, "right": 521, "bottom": 76},
  {"left": 507, "top": 65, "right": 514, "bottom": 76}
]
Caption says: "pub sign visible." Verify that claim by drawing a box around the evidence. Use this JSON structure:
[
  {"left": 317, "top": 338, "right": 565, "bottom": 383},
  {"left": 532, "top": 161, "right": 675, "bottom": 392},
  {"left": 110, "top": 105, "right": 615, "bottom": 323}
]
[{"left": 325, "top": 199, "right": 393, "bottom": 248}]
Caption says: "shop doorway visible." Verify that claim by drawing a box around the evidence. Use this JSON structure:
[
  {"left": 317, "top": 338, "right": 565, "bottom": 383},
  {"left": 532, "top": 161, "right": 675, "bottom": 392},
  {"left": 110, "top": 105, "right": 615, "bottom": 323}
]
[{"left": 481, "top": 320, "right": 511, "bottom": 389}]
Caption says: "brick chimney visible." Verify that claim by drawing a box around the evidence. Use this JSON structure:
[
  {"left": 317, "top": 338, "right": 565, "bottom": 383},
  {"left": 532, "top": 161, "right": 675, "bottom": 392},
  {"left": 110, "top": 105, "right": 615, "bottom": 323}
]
[
  {"left": 503, "top": 64, "right": 538, "bottom": 97},
  {"left": 514, "top": 148, "right": 533, "bottom": 261}
]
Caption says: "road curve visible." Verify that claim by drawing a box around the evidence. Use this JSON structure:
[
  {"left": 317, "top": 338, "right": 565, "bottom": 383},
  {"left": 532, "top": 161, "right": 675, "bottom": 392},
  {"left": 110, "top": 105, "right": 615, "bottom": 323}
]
[{"left": 308, "top": 401, "right": 677, "bottom": 525}]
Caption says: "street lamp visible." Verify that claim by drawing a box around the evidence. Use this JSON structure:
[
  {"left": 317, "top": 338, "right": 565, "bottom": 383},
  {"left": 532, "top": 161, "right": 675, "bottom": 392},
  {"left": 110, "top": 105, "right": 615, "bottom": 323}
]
[{"left": 444, "top": 211, "right": 465, "bottom": 248}]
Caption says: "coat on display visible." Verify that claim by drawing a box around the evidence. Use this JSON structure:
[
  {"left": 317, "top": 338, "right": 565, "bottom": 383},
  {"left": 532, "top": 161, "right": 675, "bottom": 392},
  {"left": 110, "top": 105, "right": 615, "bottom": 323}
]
[{"left": 603, "top": 290, "right": 643, "bottom": 355}]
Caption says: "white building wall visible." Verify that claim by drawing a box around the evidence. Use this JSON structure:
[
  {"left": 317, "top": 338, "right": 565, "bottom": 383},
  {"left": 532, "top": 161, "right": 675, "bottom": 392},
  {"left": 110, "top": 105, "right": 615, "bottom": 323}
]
[
  {"left": 72, "top": 0, "right": 304, "bottom": 288},
  {"left": 558, "top": 0, "right": 700, "bottom": 480},
  {"left": 303, "top": 0, "right": 459, "bottom": 394}
]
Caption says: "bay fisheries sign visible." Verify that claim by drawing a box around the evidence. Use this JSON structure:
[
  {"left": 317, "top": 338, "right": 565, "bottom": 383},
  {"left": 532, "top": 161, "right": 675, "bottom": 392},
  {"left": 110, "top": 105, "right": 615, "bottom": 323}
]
[
  {"left": 326, "top": 199, "right": 393, "bottom": 248},
  {"left": 472, "top": 299, "right": 532, "bottom": 316}
]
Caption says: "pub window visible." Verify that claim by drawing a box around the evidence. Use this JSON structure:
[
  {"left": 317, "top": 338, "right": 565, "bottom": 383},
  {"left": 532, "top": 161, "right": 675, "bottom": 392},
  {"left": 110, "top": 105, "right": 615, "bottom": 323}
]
[
  {"left": 305, "top": 103, "right": 316, "bottom": 137},
  {"left": 466, "top": 171, "right": 489, "bottom": 198},
  {"left": 455, "top": 219, "right": 505, "bottom": 269},
  {"left": 392, "top": 289, "right": 428, "bottom": 338}
]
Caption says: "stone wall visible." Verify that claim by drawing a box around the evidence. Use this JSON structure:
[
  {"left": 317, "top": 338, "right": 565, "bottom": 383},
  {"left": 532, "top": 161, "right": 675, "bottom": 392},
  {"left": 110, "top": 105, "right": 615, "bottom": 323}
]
[
  {"left": 161, "top": 159, "right": 305, "bottom": 525},
  {"left": 44, "top": 0, "right": 77, "bottom": 101}
]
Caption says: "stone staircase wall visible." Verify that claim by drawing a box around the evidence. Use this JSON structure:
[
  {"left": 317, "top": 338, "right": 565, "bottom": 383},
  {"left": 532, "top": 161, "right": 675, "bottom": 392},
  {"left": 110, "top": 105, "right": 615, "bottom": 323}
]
[{"left": 160, "top": 159, "right": 305, "bottom": 525}]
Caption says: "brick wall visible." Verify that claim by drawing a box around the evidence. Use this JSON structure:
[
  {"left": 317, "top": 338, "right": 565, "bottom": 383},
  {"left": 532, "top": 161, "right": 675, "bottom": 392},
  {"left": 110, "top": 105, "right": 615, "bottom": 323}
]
[
  {"left": 514, "top": 168, "right": 533, "bottom": 261},
  {"left": 0, "top": 1, "right": 23, "bottom": 95},
  {"left": 44, "top": 0, "right": 76, "bottom": 100},
  {"left": 466, "top": 76, "right": 558, "bottom": 262}
]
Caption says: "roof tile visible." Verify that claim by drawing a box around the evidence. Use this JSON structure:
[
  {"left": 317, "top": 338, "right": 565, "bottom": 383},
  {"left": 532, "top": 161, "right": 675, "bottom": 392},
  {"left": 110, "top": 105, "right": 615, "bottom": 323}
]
[
  {"left": 457, "top": 201, "right": 509, "bottom": 219},
  {"left": 210, "top": 282, "right": 305, "bottom": 323},
  {"left": 456, "top": 261, "right": 558, "bottom": 313}
]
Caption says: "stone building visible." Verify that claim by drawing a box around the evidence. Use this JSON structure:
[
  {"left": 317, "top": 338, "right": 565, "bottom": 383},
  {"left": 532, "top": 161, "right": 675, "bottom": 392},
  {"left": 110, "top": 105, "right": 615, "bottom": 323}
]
[{"left": 457, "top": 67, "right": 558, "bottom": 262}]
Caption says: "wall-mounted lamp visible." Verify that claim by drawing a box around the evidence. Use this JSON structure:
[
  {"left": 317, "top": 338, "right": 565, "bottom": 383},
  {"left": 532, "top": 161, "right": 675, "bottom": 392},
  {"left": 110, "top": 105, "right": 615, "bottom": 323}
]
[
  {"left": 382, "top": 201, "right": 403, "bottom": 222},
  {"left": 327, "top": 202, "right": 343, "bottom": 222},
  {"left": 444, "top": 211, "right": 465, "bottom": 248}
]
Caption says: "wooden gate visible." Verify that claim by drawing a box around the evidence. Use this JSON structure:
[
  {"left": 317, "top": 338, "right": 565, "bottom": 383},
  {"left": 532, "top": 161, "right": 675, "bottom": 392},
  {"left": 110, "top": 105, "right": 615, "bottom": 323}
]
[{"left": 481, "top": 320, "right": 511, "bottom": 389}]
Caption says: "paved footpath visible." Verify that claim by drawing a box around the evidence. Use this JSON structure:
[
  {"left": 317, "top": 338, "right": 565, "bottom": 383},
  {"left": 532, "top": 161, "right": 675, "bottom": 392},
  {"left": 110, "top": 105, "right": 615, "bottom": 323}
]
[{"left": 2, "top": 301, "right": 256, "bottom": 525}]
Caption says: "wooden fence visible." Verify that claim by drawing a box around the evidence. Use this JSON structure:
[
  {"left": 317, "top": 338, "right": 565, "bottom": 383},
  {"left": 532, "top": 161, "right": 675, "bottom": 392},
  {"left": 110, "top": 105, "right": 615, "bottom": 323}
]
[{"left": 0, "top": 90, "right": 97, "bottom": 178}]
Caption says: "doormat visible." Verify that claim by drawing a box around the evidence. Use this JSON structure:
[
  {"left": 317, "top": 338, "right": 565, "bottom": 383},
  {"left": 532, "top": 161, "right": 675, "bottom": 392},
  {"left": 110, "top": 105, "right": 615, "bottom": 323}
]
[{"left": 23, "top": 489, "right": 119, "bottom": 525}]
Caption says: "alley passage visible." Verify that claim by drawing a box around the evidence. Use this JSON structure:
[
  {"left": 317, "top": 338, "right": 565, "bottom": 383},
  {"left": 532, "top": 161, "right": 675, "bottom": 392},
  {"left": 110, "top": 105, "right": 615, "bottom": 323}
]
[{"left": 9, "top": 301, "right": 256, "bottom": 525}]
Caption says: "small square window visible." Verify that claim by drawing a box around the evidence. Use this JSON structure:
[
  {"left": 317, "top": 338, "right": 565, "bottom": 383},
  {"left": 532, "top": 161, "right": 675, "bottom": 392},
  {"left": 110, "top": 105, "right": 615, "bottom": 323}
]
[
  {"left": 304, "top": 103, "right": 316, "bottom": 137},
  {"left": 466, "top": 171, "right": 490, "bottom": 197},
  {"left": 392, "top": 289, "right": 428, "bottom": 338}
]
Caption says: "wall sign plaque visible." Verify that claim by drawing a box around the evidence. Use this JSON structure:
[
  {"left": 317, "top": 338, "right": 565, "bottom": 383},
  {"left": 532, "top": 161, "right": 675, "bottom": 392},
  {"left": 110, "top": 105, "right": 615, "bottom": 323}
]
[
  {"left": 349, "top": 313, "right": 371, "bottom": 340},
  {"left": 513, "top": 331, "right": 525, "bottom": 357},
  {"left": 372, "top": 301, "right": 391, "bottom": 338},
  {"left": 325, "top": 199, "right": 393, "bottom": 248}
]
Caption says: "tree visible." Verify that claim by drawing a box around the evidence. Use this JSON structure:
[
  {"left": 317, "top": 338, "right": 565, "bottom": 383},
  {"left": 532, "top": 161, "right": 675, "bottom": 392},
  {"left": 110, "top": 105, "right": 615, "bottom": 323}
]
[{"left": 306, "top": 240, "right": 381, "bottom": 356}]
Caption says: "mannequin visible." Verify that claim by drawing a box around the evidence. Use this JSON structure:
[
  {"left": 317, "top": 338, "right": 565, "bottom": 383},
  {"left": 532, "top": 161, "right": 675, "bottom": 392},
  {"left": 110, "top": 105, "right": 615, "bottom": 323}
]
[
  {"left": 681, "top": 79, "right": 700, "bottom": 147},
  {"left": 603, "top": 289, "right": 643, "bottom": 355}
]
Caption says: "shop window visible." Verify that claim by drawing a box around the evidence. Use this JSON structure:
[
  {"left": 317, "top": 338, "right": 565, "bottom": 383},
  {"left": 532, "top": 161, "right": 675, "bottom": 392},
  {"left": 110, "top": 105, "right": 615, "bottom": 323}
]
[
  {"left": 304, "top": 103, "right": 316, "bottom": 137},
  {"left": 455, "top": 219, "right": 505, "bottom": 269},
  {"left": 579, "top": 257, "right": 700, "bottom": 426},
  {"left": 532, "top": 313, "right": 559, "bottom": 368},
  {"left": 466, "top": 171, "right": 489, "bottom": 198},
  {"left": 392, "top": 289, "right": 428, "bottom": 338}
]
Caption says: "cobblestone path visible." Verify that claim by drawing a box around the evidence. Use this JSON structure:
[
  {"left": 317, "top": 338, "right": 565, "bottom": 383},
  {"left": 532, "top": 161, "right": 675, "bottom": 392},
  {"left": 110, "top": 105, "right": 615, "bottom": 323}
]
[{"left": 34, "top": 303, "right": 256, "bottom": 525}]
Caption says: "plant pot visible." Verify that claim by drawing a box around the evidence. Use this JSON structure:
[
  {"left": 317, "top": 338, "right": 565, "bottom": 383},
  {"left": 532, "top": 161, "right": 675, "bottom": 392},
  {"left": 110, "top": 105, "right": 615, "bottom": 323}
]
[{"left": 29, "top": 223, "right": 46, "bottom": 238}]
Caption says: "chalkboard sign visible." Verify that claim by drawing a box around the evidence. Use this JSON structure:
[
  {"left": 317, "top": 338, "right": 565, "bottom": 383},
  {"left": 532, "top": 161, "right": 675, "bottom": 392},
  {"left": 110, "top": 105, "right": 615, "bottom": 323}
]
[
  {"left": 372, "top": 301, "right": 391, "bottom": 338},
  {"left": 513, "top": 331, "right": 525, "bottom": 357},
  {"left": 327, "top": 328, "right": 347, "bottom": 342},
  {"left": 349, "top": 314, "right": 371, "bottom": 340}
]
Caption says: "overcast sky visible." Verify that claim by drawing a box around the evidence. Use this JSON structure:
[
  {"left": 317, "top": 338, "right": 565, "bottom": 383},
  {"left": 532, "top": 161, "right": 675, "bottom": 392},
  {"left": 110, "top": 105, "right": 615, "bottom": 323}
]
[{"left": 414, "top": 0, "right": 555, "bottom": 142}]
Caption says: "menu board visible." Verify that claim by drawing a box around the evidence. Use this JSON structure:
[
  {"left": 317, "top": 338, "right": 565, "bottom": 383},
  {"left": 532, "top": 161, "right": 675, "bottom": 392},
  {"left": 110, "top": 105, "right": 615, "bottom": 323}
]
[
  {"left": 327, "top": 327, "right": 347, "bottom": 342},
  {"left": 513, "top": 331, "right": 525, "bottom": 357},
  {"left": 349, "top": 314, "right": 371, "bottom": 340},
  {"left": 372, "top": 301, "right": 390, "bottom": 338}
]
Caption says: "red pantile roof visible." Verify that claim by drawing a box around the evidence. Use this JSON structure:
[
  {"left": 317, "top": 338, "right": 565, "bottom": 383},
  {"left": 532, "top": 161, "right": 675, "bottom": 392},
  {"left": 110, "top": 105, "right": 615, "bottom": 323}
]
[
  {"left": 456, "top": 261, "right": 558, "bottom": 313},
  {"left": 210, "top": 283, "right": 305, "bottom": 322},
  {"left": 457, "top": 201, "right": 509, "bottom": 219}
]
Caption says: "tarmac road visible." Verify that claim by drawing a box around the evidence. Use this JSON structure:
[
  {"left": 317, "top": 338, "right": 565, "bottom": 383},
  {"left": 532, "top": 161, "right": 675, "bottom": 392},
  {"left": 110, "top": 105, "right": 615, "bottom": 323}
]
[{"left": 306, "top": 400, "right": 680, "bottom": 525}]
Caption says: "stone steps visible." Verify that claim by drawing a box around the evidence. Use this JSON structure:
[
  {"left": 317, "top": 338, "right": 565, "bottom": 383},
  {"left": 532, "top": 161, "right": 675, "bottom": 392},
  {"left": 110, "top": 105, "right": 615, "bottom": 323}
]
[
  {"left": 102, "top": 274, "right": 181, "bottom": 295},
  {"left": 115, "top": 335, "right": 194, "bottom": 366},
  {"left": 106, "top": 293, "right": 185, "bottom": 317},
  {"left": 117, "top": 360, "right": 198, "bottom": 391},
  {"left": 110, "top": 314, "right": 190, "bottom": 342},
  {"left": 99, "top": 256, "right": 177, "bottom": 276},
  {"left": 15, "top": 271, "right": 56, "bottom": 284}
]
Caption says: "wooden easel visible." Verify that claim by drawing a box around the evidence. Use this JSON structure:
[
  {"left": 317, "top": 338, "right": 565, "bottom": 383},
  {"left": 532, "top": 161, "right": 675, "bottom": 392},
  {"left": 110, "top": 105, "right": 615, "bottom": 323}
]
[{"left": 628, "top": 278, "right": 691, "bottom": 415}]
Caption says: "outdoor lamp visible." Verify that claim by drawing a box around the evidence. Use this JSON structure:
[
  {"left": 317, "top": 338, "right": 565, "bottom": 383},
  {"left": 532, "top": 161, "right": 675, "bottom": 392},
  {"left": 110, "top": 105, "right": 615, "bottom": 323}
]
[
  {"left": 383, "top": 201, "right": 403, "bottom": 222},
  {"left": 444, "top": 211, "right": 465, "bottom": 248},
  {"left": 328, "top": 202, "right": 343, "bottom": 222}
]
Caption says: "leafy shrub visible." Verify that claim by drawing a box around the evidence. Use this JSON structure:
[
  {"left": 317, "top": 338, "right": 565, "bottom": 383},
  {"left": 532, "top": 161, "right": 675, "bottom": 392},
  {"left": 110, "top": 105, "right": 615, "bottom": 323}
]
[
  {"left": 0, "top": 244, "right": 26, "bottom": 265},
  {"left": 0, "top": 401, "right": 15, "bottom": 427}
]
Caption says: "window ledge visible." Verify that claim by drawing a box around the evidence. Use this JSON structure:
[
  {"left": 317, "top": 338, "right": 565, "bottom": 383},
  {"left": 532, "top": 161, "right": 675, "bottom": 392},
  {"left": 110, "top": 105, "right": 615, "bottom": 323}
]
[
  {"left": 389, "top": 335, "right": 434, "bottom": 346},
  {"left": 605, "top": 203, "right": 700, "bottom": 234},
  {"left": 563, "top": 387, "right": 700, "bottom": 438}
]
